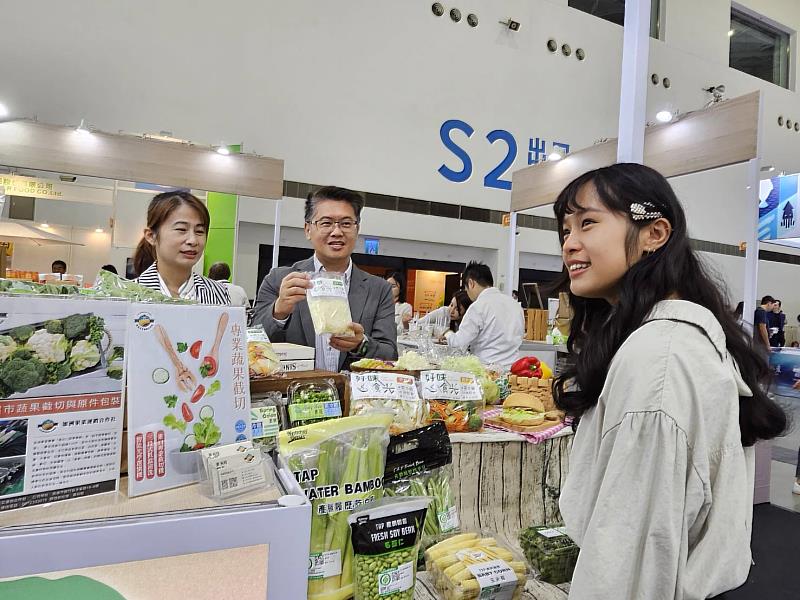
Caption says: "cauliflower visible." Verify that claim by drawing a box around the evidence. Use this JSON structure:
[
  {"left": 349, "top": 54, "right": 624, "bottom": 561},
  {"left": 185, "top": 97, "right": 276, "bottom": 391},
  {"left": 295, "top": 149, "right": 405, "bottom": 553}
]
[
  {"left": 70, "top": 339, "right": 101, "bottom": 372},
  {"left": 0, "top": 336, "right": 17, "bottom": 362},
  {"left": 26, "top": 329, "right": 70, "bottom": 364}
]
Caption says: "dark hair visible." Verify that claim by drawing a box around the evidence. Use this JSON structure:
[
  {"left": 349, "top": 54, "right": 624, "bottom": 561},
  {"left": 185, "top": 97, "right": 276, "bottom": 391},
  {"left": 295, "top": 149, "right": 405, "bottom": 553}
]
[
  {"left": 733, "top": 301, "right": 744, "bottom": 320},
  {"left": 451, "top": 290, "right": 473, "bottom": 332},
  {"left": 132, "top": 191, "right": 209, "bottom": 277},
  {"left": 101, "top": 264, "right": 118, "bottom": 275},
  {"left": 462, "top": 261, "right": 493, "bottom": 288},
  {"left": 385, "top": 271, "right": 406, "bottom": 303},
  {"left": 552, "top": 163, "right": 786, "bottom": 446},
  {"left": 51, "top": 260, "right": 66, "bottom": 270},
  {"left": 304, "top": 186, "right": 364, "bottom": 223},
  {"left": 774, "top": 299, "right": 781, "bottom": 307},
  {"left": 761, "top": 295, "right": 776, "bottom": 305},
  {"left": 208, "top": 262, "right": 231, "bottom": 281}
]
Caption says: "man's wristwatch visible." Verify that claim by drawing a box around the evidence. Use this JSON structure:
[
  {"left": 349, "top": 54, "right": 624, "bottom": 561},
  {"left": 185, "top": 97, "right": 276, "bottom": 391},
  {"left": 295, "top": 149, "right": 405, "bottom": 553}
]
[{"left": 354, "top": 335, "right": 370, "bottom": 357}]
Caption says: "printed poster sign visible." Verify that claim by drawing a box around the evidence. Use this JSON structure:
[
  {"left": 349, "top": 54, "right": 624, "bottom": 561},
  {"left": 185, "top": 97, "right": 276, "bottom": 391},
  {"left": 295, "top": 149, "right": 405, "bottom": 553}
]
[
  {"left": 125, "top": 304, "right": 251, "bottom": 496},
  {"left": 0, "top": 296, "right": 126, "bottom": 512},
  {"left": 768, "top": 347, "right": 800, "bottom": 399},
  {"left": 759, "top": 173, "right": 800, "bottom": 241}
]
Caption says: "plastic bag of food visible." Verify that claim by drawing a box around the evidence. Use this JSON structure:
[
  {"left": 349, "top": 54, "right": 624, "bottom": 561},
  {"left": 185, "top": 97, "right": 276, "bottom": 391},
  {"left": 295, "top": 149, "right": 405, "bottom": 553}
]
[
  {"left": 247, "top": 326, "right": 280, "bottom": 378},
  {"left": 307, "top": 271, "right": 354, "bottom": 336},
  {"left": 349, "top": 372, "right": 427, "bottom": 435},
  {"left": 425, "top": 532, "right": 529, "bottom": 600},
  {"left": 421, "top": 370, "right": 485, "bottom": 433},
  {"left": 250, "top": 391, "right": 288, "bottom": 451},
  {"left": 288, "top": 379, "right": 343, "bottom": 427},
  {"left": 519, "top": 523, "right": 579, "bottom": 585},
  {"left": 278, "top": 413, "right": 393, "bottom": 600},
  {"left": 348, "top": 497, "right": 431, "bottom": 600},
  {"left": 384, "top": 423, "right": 459, "bottom": 547}
]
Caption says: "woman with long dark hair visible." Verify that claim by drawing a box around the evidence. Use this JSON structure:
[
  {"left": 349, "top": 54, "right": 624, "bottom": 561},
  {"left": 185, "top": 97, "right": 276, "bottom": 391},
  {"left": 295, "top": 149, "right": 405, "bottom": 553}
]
[
  {"left": 553, "top": 164, "right": 786, "bottom": 599},
  {"left": 385, "top": 271, "right": 412, "bottom": 335},
  {"left": 132, "top": 191, "right": 230, "bottom": 305}
]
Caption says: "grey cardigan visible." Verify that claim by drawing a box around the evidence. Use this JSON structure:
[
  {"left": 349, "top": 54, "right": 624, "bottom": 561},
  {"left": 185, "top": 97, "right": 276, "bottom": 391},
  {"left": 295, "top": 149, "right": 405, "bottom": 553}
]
[{"left": 252, "top": 257, "right": 397, "bottom": 370}]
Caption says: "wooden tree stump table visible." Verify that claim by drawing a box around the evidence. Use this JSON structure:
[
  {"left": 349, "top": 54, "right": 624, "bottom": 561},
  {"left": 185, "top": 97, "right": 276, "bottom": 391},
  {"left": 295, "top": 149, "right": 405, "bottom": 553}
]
[{"left": 414, "top": 430, "right": 573, "bottom": 599}]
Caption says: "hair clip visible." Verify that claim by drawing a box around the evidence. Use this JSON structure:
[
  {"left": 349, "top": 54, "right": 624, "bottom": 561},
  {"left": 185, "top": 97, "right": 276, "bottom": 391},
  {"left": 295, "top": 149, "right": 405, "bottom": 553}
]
[{"left": 630, "top": 202, "right": 663, "bottom": 221}]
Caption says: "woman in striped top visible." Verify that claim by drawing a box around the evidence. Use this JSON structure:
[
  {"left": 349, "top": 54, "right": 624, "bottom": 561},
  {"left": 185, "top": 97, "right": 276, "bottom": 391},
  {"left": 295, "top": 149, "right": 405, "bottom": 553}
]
[{"left": 132, "top": 191, "right": 230, "bottom": 305}]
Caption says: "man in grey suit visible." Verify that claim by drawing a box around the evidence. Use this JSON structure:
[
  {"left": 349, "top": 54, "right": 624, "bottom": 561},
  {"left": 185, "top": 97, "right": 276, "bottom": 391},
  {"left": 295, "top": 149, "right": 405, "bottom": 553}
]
[{"left": 253, "top": 186, "right": 397, "bottom": 371}]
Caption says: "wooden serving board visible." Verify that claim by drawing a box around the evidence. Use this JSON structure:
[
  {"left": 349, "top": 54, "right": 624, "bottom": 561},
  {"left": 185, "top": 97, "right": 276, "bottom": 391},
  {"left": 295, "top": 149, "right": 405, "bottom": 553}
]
[{"left": 484, "top": 416, "right": 563, "bottom": 434}]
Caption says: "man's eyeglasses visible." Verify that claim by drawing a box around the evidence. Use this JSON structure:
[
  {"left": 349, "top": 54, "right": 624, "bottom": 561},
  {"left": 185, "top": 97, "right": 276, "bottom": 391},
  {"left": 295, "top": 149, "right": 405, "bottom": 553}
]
[{"left": 307, "top": 218, "right": 360, "bottom": 233}]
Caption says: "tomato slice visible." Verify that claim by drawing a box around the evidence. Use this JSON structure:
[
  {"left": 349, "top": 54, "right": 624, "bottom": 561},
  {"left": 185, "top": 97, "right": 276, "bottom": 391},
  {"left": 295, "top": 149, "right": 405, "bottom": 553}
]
[
  {"left": 204, "top": 356, "right": 218, "bottom": 377},
  {"left": 190, "top": 340, "right": 202, "bottom": 359},
  {"left": 191, "top": 384, "right": 205, "bottom": 403},
  {"left": 181, "top": 403, "right": 193, "bottom": 422}
]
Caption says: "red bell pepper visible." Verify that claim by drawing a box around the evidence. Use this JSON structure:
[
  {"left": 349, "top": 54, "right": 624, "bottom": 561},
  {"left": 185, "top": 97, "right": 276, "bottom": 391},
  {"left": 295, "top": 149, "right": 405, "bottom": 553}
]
[{"left": 511, "top": 356, "right": 543, "bottom": 378}]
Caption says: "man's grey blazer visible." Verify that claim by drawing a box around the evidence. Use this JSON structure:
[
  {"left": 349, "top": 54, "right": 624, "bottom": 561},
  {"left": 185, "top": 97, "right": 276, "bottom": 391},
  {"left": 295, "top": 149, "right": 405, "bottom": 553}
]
[{"left": 253, "top": 257, "right": 398, "bottom": 370}]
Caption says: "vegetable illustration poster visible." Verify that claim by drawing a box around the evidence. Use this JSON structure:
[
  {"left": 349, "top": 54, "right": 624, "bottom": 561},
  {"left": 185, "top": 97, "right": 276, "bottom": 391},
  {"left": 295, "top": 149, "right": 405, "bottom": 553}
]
[
  {"left": 0, "top": 296, "right": 127, "bottom": 512},
  {"left": 125, "top": 304, "right": 251, "bottom": 496}
]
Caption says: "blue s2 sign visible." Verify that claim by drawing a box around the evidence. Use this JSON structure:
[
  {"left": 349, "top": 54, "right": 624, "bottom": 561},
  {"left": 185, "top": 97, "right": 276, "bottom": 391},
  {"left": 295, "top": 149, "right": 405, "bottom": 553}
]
[{"left": 437, "top": 119, "right": 569, "bottom": 191}]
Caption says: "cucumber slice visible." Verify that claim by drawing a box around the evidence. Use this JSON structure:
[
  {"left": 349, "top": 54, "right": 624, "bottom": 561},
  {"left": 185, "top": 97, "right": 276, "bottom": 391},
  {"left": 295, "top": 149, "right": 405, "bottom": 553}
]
[
  {"left": 152, "top": 368, "right": 170, "bottom": 384},
  {"left": 199, "top": 405, "right": 214, "bottom": 420},
  {"left": 183, "top": 434, "right": 197, "bottom": 448}
]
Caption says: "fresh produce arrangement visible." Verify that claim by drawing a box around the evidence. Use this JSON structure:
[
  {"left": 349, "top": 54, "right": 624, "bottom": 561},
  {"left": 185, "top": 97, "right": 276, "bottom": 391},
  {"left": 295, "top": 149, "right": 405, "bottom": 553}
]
[
  {"left": 510, "top": 356, "right": 552, "bottom": 379},
  {"left": 0, "top": 313, "right": 107, "bottom": 397},
  {"left": 424, "top": 533, "right": 528, "bottom": 600},
  {"left": 0, "top": 278, "right": 104, "bottom": 297},
  {"left": 348, "top": 497, "right": 430, "bottom": 600},
  {"left": 394, "top": 351, "right": 433, "bottom": 371},
  {"left": 384, "top": 423, "right": 459, "bottom": 547},
  {"left": 349, "top": 372, "right": 427, "bottom": 435},
  {"left": 421, "top": 371, "right": 485, "bottom": 433},
  {"left": 248, "top": 340, "right": 280, "bottom": 377},
  {"left": 440, "top": 355, "right": 486, "bottom": 378},
  {"left": 279, "top": 413, "right": 393, "bottom": 600},
  {"left": 307, "top": 271, "right": 354, "bottom": 336},
  {"left": 93, "top": 269, "right": 192, "bottom": 303},
  {"left": 350, "top": 358, "right": 397, "bottom": 371},
  {"left": 288, "top": 380, "right": 342, "bottom": 427},
  {"left": 519, "top": 523, "right": 579, "bottom": 585}
]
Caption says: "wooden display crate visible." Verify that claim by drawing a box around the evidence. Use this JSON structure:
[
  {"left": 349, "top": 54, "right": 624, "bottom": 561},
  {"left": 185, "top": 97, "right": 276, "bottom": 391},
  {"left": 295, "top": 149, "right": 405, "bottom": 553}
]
[{"left": 525, "top": 309, "right": 549, "bottom": 341}]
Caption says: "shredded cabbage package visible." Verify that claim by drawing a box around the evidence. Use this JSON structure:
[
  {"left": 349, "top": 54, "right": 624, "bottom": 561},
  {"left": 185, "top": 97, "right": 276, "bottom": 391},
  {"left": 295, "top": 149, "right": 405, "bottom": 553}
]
[
  {"left": 307, "top": 272, "right": 354, "bottom": 336},
  {"left": 349, "top": 372, "right": 428, "bottom": 435}
]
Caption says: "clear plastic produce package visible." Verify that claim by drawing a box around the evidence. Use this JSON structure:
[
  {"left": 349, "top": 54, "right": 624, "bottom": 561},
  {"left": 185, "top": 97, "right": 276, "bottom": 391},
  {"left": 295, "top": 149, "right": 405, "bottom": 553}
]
[
  {"left": 349, "top": 371, "right": 428, "bottom": 435},
  {"left": 383, "top": 422, "right": 460, "bottom": 547},
  {"left": 421, "top": 370, "right": 485, "bottom": 433},
  {"left": 307, "top": 271, "right": 354, "bottom": 336},
  {"left": 278, "top": 413, "right": 393, "bottom": 600},
  {"left": 425, "top": 532, "right": 529, "bottom": 600},
  {"left": 519, "top": 523, "right": 579, "bottom": 585},
  {"left": 287, "top": 379, "right": 343, "bottom": 427},
  {"left": 348, "top": 497, "right": 431, "bottom": 600}
]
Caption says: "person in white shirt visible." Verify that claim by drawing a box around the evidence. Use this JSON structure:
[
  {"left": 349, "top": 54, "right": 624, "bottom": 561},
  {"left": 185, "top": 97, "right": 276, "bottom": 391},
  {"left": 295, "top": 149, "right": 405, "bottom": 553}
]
[
  {"left": 385, "top": 271, "right": 412, "bottom": 336},
  {"left": 443, "top": 261, "right": 524, "bottom": 368},
  {"left": 208, "top": 261, "right": 250, "bottom": 308},
  {"left": 552, "top": 163, "right": 787, "bottom": 599}
]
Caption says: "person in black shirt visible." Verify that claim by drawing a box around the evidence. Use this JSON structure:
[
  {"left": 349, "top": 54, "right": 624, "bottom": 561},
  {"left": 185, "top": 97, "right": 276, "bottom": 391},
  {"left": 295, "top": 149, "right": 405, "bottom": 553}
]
[
  {"left": 754, "top": 295, "right": 776, "bottom": 351},
  {"left": 768, "top": 299, "right": 786, "bottom": 348}
]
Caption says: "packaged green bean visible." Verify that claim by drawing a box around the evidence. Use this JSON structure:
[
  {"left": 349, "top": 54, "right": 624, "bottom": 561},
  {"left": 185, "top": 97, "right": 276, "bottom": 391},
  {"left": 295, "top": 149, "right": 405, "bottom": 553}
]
[
  {"left": 348, "top": 497, "right": 430, "bottom": 600},
  {"left": 278, "top": 413, "right": 392, "bottom": 600},
  {"left": 519, "top": 523, "right": 579, "bottom": 585},
  {"left": 383, "top": 422, "right": 460, "bottom": 540}
]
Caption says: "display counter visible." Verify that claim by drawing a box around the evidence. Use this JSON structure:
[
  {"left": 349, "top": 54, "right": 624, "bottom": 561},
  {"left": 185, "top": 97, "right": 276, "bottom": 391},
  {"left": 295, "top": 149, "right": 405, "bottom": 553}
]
[
  {"left": 0, "top": 458, "right": 311, "bottom": 599},
  {"left": 412, "top": 429, "right": 574, "bottom": 599}
]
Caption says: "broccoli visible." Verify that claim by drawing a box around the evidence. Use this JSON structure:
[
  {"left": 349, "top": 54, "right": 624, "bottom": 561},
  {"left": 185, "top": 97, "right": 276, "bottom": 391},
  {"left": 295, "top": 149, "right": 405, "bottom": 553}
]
[
  {"left": 63, "top": 314, "right": 90, "bottom": 340},
  {"left": 9, "top": 325, "right": 34, "bottom": 344},
  {"left": 45, "top": 319, "right": 64, "bottom": 334},
  {"left": 45, "top": 361, "right": 72, "bottom": 384},
  {"left": 106, "top": 365, "right": 123, "bottom": 380},
  {"left": 0, "top": 280, "right": 11, "bottom": 292},
  {"left": 10, "top": 348, "right": 33, "bottom": 361},
  {"left": 88, "top": 316, "right": 105, "bottom": 345},
  {"left": 110, "top": 346, "right": 124, "bottom": 362},
  {"left": 0, "top": 356, "right": 46, "bottom": 393},
  {"left": 0, "top": 380, "right": 10, "bottom": 399}
]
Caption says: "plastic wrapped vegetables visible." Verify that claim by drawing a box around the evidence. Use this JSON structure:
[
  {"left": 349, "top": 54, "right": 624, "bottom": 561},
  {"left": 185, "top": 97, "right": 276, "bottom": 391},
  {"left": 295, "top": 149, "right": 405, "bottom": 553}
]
[
  {"left": 349, "top": 372, "right": 427, "bottom": 435},
  {"left": 384, "top": 423, "right": 459, "bottom": 543},
  {"left": 348, "top": 497, "right": 430, "bottom": 600},
  {"left": 307, "top": 271, "right": 354, "bottom": 336},
  {"left": 278, "top": 413, "right": 392, "bottom": 600},
  {"left": 519, "top": 523, "right": 579, "bottom": 584},
  {"left": 425, "top": 533, "right": 528, "bottom": 600}
]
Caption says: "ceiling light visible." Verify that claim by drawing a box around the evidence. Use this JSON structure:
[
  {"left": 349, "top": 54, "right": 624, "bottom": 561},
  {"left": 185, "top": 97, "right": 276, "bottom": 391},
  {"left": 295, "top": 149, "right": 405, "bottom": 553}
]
[
  {"left": 95, "top": 228, "right": 104, "bottom": 233},
  {"left": 40, "top": 223, "right": 50, "bottom": 229},
  {"left": 216, "top": 145, "right": 230, "bottom": 155},
  {"left": 656, "top": 110, "right": 673, "bottom": 123},
  {"left": 547, "top": 149, "right": 563, "bottom": 162},
  {"left": 728, "top": 29, "right": 735, "bottom": 37},
  {"left": 0, "top": 102, "right": 8, "bottom": 118},
  {"left": 75, "top": 118, "right": 91, "bottom": 135},
  {"left": 760, "top": 165, "right": 775, "bottom": 172},
  {"left": 770, "top": 166, "right": 776, "bottom": 172}
]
